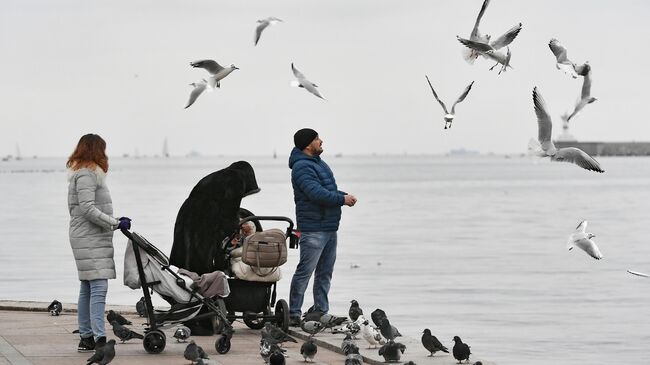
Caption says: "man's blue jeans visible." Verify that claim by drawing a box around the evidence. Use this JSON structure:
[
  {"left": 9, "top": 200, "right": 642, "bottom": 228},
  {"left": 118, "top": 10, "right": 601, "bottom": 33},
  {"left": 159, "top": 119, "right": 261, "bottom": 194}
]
[
  {"left": 289, "top": 231, "right": 337, "bottom": 318},
  {"left": 78, "top": 279, "right": 108, "bottom": 340}
]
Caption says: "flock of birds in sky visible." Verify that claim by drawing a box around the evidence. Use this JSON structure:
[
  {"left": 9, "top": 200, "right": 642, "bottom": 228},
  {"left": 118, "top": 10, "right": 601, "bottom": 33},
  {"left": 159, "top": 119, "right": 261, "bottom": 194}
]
[{"left": 181, "top": 0, "right": 607, "bottom": 176}]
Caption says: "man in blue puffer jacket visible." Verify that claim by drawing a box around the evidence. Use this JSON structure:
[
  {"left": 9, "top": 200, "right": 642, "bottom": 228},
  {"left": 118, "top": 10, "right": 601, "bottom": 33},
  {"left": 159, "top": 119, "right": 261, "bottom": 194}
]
[{"left": 288, "top": 128, "right": 357, "bottom": 326}]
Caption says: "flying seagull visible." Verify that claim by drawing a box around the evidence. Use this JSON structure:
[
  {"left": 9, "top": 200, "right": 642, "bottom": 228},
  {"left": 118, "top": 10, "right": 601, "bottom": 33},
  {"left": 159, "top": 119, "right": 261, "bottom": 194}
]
[
  {"left": 425, "top": 75, "right": 474, "bottom": 129},
  {"left": 457, "top": 22, "right": 521, "bottom": 73},
  {"left": 185, "top": 79, "right": 208, "bottom": 109},
  {"left": 568, "top": 220, "right": 603, "bottom": 260},
  {"left": 190, "top": 59, "right": 239, "bottom": 88},
  {"left": 462, "top": 0, "right": 491, "bottom": 63},
  {"left": 628, "top": 270, "right": 649, "bottom": 278},
  {"left": 549, "top": 38, "right": 579, "bottom": 78},
  {"left": 529, "top": 87, "right": 604, "bottom": 173},
  {"left": 291, "top": 63, "right": 324, "bottom": 99},
  {"left": 563, "top": 63, "right": 596, "bottom": 122},
  {"left": 255, "top": 17, "right": 283, "bottom": 46}
]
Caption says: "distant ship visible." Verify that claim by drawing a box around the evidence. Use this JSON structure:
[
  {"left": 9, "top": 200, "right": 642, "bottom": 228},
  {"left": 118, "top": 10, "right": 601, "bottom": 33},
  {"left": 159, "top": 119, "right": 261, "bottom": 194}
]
[
  {"left": 15, "top": 144, "right": 22, "bottom": 161},
  {"left": 162, "top": 138, "right": 170, "bottom": 158},
  {"left": 554, "top": 119, "right": 650, "bottom": 156}
]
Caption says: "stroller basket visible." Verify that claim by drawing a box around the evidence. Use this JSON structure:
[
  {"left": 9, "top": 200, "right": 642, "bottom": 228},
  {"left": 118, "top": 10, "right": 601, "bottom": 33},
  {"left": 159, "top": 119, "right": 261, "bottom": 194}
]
[{"left": 121, "top": 229, "right": 234, "bottom": 355}]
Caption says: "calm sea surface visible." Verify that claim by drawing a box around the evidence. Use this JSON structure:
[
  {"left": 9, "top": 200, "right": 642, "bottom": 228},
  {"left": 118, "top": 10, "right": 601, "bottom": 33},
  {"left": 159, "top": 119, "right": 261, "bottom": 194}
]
[{"left": 1, "top": 155, "right": 649, "bottom": 364}]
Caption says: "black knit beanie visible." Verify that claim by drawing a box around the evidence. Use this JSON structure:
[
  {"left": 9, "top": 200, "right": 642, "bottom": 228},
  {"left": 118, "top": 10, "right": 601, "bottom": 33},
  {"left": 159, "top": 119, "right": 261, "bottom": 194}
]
[{"left": 294, "top": 128, "right": 318, "bottom": 150}]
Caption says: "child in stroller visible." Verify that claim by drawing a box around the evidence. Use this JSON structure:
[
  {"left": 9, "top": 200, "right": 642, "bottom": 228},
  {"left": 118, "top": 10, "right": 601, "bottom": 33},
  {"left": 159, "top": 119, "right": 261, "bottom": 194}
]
[{"left": 221, "top": 215, "right": 298, "bottom": 332}]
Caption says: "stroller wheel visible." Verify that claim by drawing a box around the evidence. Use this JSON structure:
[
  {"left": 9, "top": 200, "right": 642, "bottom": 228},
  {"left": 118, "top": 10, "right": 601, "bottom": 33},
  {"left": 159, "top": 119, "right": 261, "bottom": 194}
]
[
  {"left": 143, "top": 330, "right": 166, "bottom": 354},
  {"left": 274, "top": 299, "right": 290, "bottom": 332},
  {"left": 215, "top": 335, "right": 231, "bottom": 354}
]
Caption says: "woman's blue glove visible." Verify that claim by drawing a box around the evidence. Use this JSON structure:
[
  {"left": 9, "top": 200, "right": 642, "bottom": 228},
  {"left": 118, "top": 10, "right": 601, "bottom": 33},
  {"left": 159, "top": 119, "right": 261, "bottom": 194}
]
[{"left": 117, "top": 217, "right": 131, "bottom": 230}]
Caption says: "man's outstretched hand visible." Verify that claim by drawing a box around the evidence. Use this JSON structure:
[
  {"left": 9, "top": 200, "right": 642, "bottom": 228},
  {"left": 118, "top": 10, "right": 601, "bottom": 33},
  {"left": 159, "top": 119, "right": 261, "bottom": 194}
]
[{"left": 344, "top": 194, "right": 357, "bottom": 207}]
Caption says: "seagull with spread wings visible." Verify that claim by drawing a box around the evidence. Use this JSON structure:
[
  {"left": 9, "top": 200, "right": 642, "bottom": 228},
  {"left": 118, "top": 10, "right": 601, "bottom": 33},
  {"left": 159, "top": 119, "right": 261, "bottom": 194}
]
[
  {"left": 425, "top": 75, "right": 474, "bottom": 129},
  {"left": 190, "top": 59, "right": 239, "bottom": 89},
  {"left": 461, "top": 0, "right": 491, "bottom": 63},
  {"left": 568, "top": 220, "right": 603, "bottom": 260},
  {"left": 457, "top": 22, "right": 521, "bottom": 73},
  {"left": 529, "top": 87, "right": 604, "bottom": 173},
  {"left": 255, "top": 17, "right": 283, "bottom": 46},
  {"left": 549, "top": 38, "right": 579, "bottom": 78},
  {"left": 564, "top": 63, "right": 597, "bottom": 122},
  {"left": 291, "top": 63, "right": 325, "bottom": 99}
]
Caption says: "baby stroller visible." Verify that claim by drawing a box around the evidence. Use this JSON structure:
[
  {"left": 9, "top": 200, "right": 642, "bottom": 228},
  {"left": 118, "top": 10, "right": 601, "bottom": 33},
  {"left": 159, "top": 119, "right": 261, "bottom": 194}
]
[
  {"left": 121, "top": 229, "right": 234, "bottom": 354},
  {"left": 221, "top": 215, "right": 298, "bottom": 332}
]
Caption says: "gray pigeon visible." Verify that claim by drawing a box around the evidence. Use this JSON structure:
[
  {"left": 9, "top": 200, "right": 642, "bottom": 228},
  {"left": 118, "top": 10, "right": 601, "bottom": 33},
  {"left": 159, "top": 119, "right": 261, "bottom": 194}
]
[
  {"left": 261, "top": 322, "right": 297, "bottom": 345},
  {"left": 379, "top": 340, "right": 406, "bottom": 363},
  {"left": 370, "top": 308, "right": 387, "bottom": 328},
  {"left": 319, "top": 313, "right": 348, "bottom": 331},
  {"left": 135, "top": 297, "right": 147, "bottom": 317},
  {"left": 184, "top": 340, "right": 200, "bottom": 363},
  {"left": 345, "top": 344, "right": 363, "bottom": 365},
  {"left": 348, "top": 300, "right": 363, "bottom": 322},
  {"left": 300, "top": 320, "right": 323, "bottom": 335},
  {"left": 86, "top": 339, "right": 116, "bottom": 365},
  {"left": 197, "top": 344, "right": 209, "bottom": 360},
  {"left": 300, "top": 338, "right": 318, "bottom": 362},
  {"left": 341, "top": 333, "right": 356, "bottom": 355},
  {"left": 110, "top": 320, "right": 143, "bottom": 343},
  {"left": 403, "top": 362, "right": 417, "bottom": 365},
  {"left": 261, "top": 340, "right": 286, "bottom": 364},
  {"left": 47, "top": 300, "right": 62, "bottom": 316},
  {"left": 421, "top": 328, "right": 449, "bottom": 356},
  {"left": 452, "top": 336, "right": 471, "bottom": 364},
  {"left": 107, "top": 310, "right": 132, "bottom": 325},
  {"left": 269, "top": 346, "right": 286, "bottom": 365},
  {"left": 379, "top": 318, "right": 402, "bottom": 341},
  {"left": 174, "top": 325, "right": 191, "bottom": 342}
]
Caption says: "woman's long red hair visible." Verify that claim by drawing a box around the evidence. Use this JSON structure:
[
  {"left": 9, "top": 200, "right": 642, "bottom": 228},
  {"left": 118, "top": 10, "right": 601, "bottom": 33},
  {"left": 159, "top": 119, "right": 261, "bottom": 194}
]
[{"left": 66, "top": 134, "right": 109, "bottom": 172}]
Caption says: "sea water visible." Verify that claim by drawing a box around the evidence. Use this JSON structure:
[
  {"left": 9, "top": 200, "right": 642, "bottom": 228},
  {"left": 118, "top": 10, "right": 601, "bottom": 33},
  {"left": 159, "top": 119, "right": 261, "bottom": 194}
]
[{"left": 1, "top": 155, "right": 649, "bottom": 364}]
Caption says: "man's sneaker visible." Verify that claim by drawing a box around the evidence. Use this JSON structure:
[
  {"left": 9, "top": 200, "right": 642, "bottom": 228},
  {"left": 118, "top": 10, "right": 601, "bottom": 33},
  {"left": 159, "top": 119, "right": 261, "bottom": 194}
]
[
  {"left": 95, "top": 336, "right": 106, "bottom": 350},
  {"left": 288, "top": 316, "right": 301, "bottom": 327},
  {"left": 77, "top": 336, "right": 95, "bottom": 352}
]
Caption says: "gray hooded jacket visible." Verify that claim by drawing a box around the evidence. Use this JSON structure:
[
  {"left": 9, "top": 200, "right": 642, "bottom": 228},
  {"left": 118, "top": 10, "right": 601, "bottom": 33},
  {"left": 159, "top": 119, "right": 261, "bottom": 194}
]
[{"left": 68, "top": 167, "right": 119, "bottom": 281}]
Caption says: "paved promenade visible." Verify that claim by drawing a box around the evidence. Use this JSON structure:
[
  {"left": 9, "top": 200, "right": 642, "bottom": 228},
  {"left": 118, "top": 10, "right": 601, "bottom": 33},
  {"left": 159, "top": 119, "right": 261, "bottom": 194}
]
[{"left": 0, "top": 301, "right": 494, "bottom": 365}]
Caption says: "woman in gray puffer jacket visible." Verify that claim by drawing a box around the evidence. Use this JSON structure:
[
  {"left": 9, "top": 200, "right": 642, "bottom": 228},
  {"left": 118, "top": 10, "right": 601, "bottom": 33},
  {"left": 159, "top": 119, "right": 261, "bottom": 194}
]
[{"left": 67, "top": 134, "right": 131, "bottom": 352}]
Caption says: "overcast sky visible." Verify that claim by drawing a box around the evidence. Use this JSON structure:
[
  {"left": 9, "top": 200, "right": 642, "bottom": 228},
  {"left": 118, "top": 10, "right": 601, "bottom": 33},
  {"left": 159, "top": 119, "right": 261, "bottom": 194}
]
[{"left": 1, "top": 0, "right": 649, "bottom": 157}]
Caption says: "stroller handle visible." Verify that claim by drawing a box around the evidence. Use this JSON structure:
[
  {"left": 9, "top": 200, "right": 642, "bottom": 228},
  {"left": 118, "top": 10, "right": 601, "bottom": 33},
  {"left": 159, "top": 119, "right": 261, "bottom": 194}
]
[{"left": 238, "top": 216, "right": 295, "bottom": 241}]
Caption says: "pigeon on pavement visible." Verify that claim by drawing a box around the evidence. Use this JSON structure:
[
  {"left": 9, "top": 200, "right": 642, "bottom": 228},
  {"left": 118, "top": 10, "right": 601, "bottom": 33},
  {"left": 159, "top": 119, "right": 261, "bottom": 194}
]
[
  {"left": 360, "top": 319, "right": 384, "bottom": 348},
  {"left": 86, "top": 339, "right": 116, "bottom": 365},
  {"left": 422, "top": 328, "right": 449, "bottom": 356},
  {"left": 110, "top": 321, "right": 144, "bottom": 343},
  {"left": 300, "top": 338, "right": 318, "bottom": 362},
  {"left": 349, "top": 300, "right": 363, "bottom": 321},
  {"left": 379, "top": 318, "right": 402, "bottom": 341},
  {"left": 107, "top": 310, "right": 132, "bottom": 325},
  {"left": 453, "top": 336, "right": 472, "bottom": 364},
  {"left": 379, "top": 340, "right": 406, "bottom": 362},
  {"left": 47, "top": 300, "right": 62, "bottom": 316},
  {"left": 135, "top": 297, "right": 147, "bottom": 317}
]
